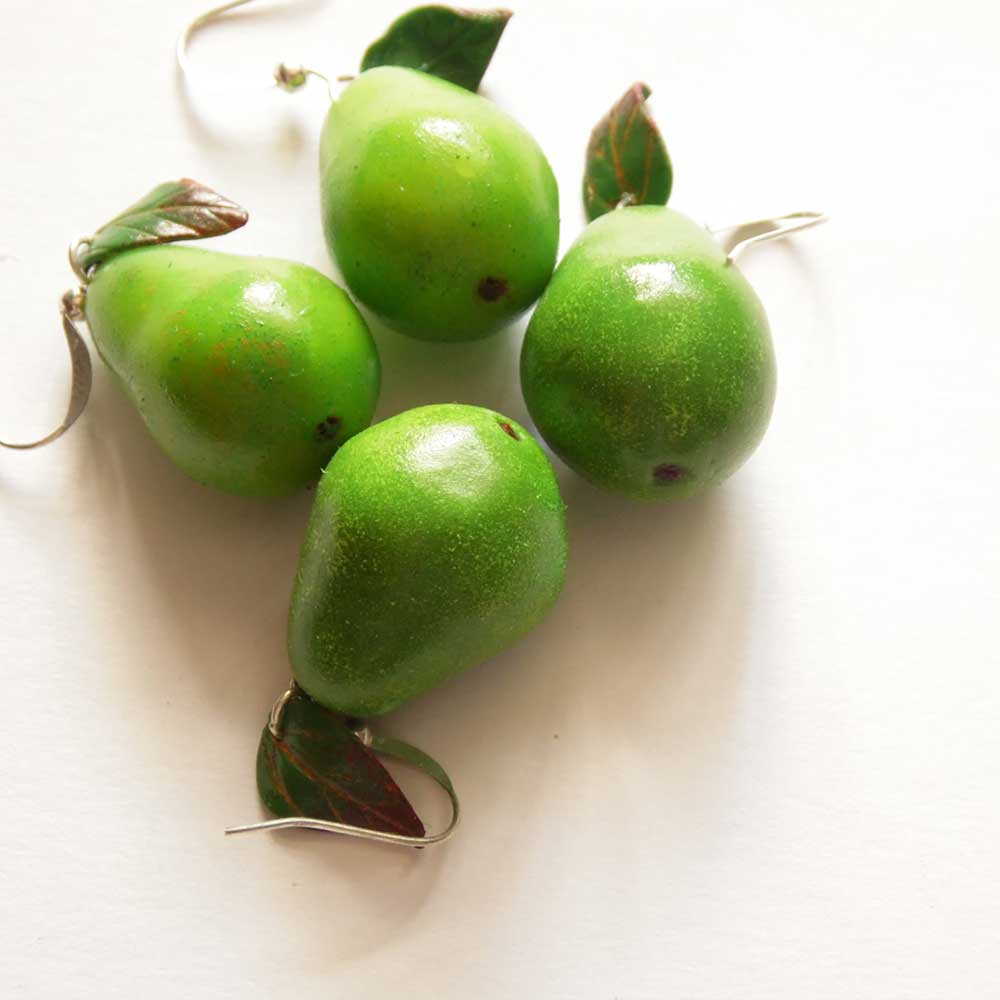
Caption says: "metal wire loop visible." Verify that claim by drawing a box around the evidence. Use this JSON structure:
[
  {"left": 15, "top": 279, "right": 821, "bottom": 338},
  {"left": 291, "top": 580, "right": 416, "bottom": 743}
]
[
  {"left": 228, "top": 684, "right": 461, "bottom": 848},
  {"left": 711, "top": 211, "right": 829, "bottom": 263},
  {"left": 176, "top": 0, "right": 334, "bottom": 99},
  {"left": 0, "top": 276, "right": 93, "bottom": 451}
]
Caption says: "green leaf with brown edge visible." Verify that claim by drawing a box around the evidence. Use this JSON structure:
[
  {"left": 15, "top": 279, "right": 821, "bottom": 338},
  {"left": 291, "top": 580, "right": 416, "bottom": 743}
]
[
  {"left": 256, "top": 687, "right": 425, "bottom": 837},
  {"left": 361, "top": 5, "right": 512, "bottom": 92},
  {"left": 583, "top": 83, "right": 673, "bottom": 221},
  {"left": 76, "top": 179, "right": 248, "bottom": 277}
]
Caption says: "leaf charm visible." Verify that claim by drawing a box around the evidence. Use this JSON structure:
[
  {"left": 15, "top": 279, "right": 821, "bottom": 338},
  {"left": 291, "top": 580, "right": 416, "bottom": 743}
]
[
  {"left": 361, "top": 5, "right": 512, "bottom": 92},
  {"left": 583, "top": 83, "right": 673, "bottom": 222},
  {"left": 256, "top": 687, "right": 425, "bottom": 838},
  {"left": 75, "top": 179, "right": 248, "bottom": 277}
]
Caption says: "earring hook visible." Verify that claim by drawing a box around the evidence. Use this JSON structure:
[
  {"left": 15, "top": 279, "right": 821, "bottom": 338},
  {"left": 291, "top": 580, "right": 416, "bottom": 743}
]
[
  {"left": 225, "top": 732, "right": 461, "bottom": 847},
  {"left": 711, "top": 211, "right": 829, "bottom": 263},
  {"left": 176, "top": 0, "right": 334, "bottom": 98},
  {"left": 1, "top": 253, "right": 93, "bottom": 452},
  {"left": 226, "top": 682, "right": 460, "bottom": 848}
]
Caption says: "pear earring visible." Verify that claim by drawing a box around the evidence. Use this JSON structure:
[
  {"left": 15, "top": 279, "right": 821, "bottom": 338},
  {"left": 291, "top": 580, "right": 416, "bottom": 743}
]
[
  {"left": 0, "top": 3, "right": 279, "bottom": 456},
  {"left": 224, "top": 403, "right": 566, "bottom": 851},
  {"left": 174, "top": 0, "right": 561, "bottom": 343},
  {"left": 6, "top": 177, "right": 381, "bottom": 496},
  {"left": 521, "top": 83, "right": 830, "bottom": 501},
  {"left": 0, "top": 180, "right": 245, "bottom": 456}
]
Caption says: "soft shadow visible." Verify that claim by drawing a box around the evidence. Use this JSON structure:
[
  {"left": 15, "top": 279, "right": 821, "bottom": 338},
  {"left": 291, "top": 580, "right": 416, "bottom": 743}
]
[
  {"left": 741, "top": 233, "right": 837, "bottom": 400},
  {"left": 77, "top": 369, "right": 451, "bottom": 951},
  {"left": 175, "top": 72, "right": 311, "bottom": 158},
  {"left": 77, "top": 369, "right": 311, "bottom": 720},
  {"left": 388, "top": 476, "right": 751, "bottom": 837},
  {"left": 741, "top": 228, "right": 834, "bottom": 318},
  {"left": 369, "top": 312, "right": 523, "bottom": 419},
  {"left": 228, "top": 795, "right": 449, "bottom": 963}
]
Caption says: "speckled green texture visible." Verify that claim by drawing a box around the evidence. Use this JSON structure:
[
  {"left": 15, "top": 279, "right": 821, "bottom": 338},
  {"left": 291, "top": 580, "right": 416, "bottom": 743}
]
[
  {"left": 319, "top": 66, "right": 560, "bottom": 342},
  {"left": 520, "top": 207, "right": 776, "bottom": 501},
  {"left": 288, "top": 404, "right": 568, "bottom": 717},
  {"left": 84, "top": 245, "right": 380, "bottom": 497}
]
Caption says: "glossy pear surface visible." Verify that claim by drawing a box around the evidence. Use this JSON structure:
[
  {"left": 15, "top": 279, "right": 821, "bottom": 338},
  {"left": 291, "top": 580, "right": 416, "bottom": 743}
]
[
  {"left": 288, "top": 404, "right": 568, "bottom": 717},
  {"left": 521, "top": 207, "right": 776, "bottom": 500},
  {"left": 84, "top": 246, "right": 380, "bottom": 496},
  {"left": 319, "top": 66, "right": 559, "bottom": 343}
]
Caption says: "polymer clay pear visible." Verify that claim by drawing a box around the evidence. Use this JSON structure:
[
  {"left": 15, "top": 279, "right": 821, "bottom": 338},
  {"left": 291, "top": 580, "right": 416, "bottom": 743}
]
[
  {"left": 320, "top": 63, "right": 559, "bottom": 342},
  {"left": 74, "top": 179, "right": 380, "bottom": 496},
  {"left": 289, "top": 403, "right": 568, "bottom": 717},
  {"left": 521, "top": 84, "right": 825, "bottom": 500},
  {"left": 522, "top": 205, "right": 777, "bottom": 500},
  {"left": 179, "top": 3, "right": 560, "bottom": 343}
]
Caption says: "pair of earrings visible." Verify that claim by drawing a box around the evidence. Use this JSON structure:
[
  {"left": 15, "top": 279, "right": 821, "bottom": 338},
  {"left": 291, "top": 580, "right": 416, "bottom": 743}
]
[{"left": 4, "top": 1, "right": 825, "bottom": 848}]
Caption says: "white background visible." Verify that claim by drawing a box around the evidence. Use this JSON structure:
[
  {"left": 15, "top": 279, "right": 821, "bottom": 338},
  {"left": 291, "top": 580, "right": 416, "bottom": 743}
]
[{"left": 1, "top": 0, "right": 998, "bottom": 996}]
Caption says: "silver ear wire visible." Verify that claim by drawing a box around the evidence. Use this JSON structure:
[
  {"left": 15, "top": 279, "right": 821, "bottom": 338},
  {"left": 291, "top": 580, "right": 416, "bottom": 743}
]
[
  {"left": 711, "top": 211, "right": 828, "bottom": 263},
  {"left": 1, "top": 257, "right": 93, "bottom": 452},
  {"left": 225, "top": 734, "right": 461, "bottom": 847},
  {"left": 176, "top": 0, "right": 334, "bottom": 99},
  {"left": 227, "top": 683, "right": 461, "bottom": 848}
]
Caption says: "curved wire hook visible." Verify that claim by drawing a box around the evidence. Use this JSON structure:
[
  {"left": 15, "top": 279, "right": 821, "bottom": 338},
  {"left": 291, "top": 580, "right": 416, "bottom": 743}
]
[
  {"left": 176, "top": 0, "right": 334, "bottom": 98},
  {"left": 711, "top": 211, "right": 828, "bottom": 263},
  {"left": 225, "top": 684, "right": 460, "bottom": 848},
  {"left": 225, "top": 733, "right": 461, "bottom": 847},
  {"left": 0, "top": 280, "right": 93, "bottom": 451}
]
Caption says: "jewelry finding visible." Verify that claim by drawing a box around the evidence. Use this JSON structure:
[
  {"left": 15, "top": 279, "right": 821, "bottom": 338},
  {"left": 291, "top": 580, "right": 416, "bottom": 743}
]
[
  {"left": 711, "top": 211, "right": 828, "bottom": 263},
  {"left": 177, "top": 0, "right": 334, "bottom": 99},
  {"left": 230, "top": 683, "right": 461, "bottom": 848}
]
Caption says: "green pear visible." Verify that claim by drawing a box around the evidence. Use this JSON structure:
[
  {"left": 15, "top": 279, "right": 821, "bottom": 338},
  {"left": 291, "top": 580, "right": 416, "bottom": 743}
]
[
  {"left": 319, "top": 67, "right": 560, "bottom": 343},
  {"left": 288, "top": 404, "right": 568, "bottom": 717},
  {"left": 84, "top": 246, "right": 380, "bottom": 497},
  {"left": 520, "top": 206, "right": 776, "bottom": 500}
]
